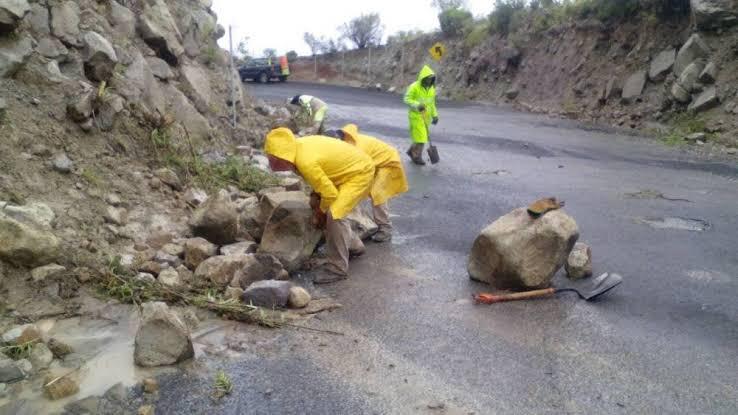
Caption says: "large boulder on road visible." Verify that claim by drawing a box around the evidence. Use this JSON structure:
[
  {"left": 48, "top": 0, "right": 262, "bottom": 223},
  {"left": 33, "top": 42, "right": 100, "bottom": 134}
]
[
  {"left": 258, "top": 200, "right": 321, "bottom": 272},
  {"left": 468, "top": 208, "right": 579, "bottom": 290},
  {"left": 134, "top": 302, "right": 194, "bottom": 367}
]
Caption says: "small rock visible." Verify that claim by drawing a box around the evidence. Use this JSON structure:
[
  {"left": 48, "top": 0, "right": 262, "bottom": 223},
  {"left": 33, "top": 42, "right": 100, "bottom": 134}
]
[
  {"left": 2, "top": 324, "right": 41, "bottom": 345},
  {"left": 258, "top": 200, "right": 321, "bottom": 271},
  {"left": 281, "top": 177, "right": 302, "bottom": 191},
  {"left": 242, "top": 280, "right": 292, "bottom": 308},
  {"left": 504, "top": 87, "right": 519, "bottom": 99},
  {"left": 142, "top": 378, "right": 158, "bottom": 394},
  {"left": 621, "top": 70, "right": 647, "bottom": 104},
  {"left": 726, "top": 147, "right": 737, "bottom": 155},
  {"left": 47, "top": 338, "right": 73, "bottom": 358},
  {"left": 232, "top": 253, "right": 286, "bottom": 289},
  {"left": 674, "top": 34, "right": 710, "bottom": 76},
  {"left": 699, "top": 61, "right": 717, "bottom": 84},
  {"left": 649, "top": 48, "right": 676, "bottom": 81},
  {"left": 685, "top": 132, "right": 707, "bottom": 142},
  {"left": 183, "top": 187, "right": 208, "bottom": 207},
  {"left": 220, "top": 241, "right": 257, "bottom": 256},
  {"left": 194, "top": 254, "right": 252, "bottom": 287},
  {"left": 52, "top": 153, "right": 73, "bottom": 173},
  {"left": 157, "top": 267, "right": 182, "bottom": 288},
  {"left": 161, "top": 243, "right": 184, "bottom": 258},
  {"left": 139, "top": 261, "right": 162, "bottom": 276},
  {"left": 688, "top": 86, "right": 720, "bottom": 112},
  {"left": 189, "top": 192, "right": 239, "bottom": 245},
  {"left": 225, "top": 286, "right": 244, "bottom": 301},
  {"left": 44, "top": 375, "right": 79, "bottom": 400},
  {"left": 183, "top": 237, "right": 218, "bottom": 269},
  {"left": 105, "top": 193, "right": 122, "bottom": 206},
  {"left": 154, "top": 168, "right": 182, "bottom": 191},
  {"left": 29, "top": 343, "right": 54, "bottom": 370},
  {"left": 565, "top": 243, "right": 593, "bottom": 280},
  {"left": 135, "top": 272, "right": 156, "bottom": 284},
  {"left": 288, "top": 286, "right": 311, "bottom": 309},
  {"left": 0, "top": 358, "right": 25, "bottom": 383},
  {"left": 154, "top": 251, "right": 181, "bottom": 268},
  {"left": 16, "top": 359, "right": 32, "bottom": 374},
  {"left": 30, "top": 263, "right": 66, "bottom": 282},
  {"left": 138, "top": 405, "right": 155, "bottom": 415},
  {"left": 104, "top": 206, "right": 128, "bottom": 226},
  {"left": 175, "top": 265, "right": 193, "bottom": 285},
  {"left": 134, "top": 302, "right": 194, "bottom": 367}
]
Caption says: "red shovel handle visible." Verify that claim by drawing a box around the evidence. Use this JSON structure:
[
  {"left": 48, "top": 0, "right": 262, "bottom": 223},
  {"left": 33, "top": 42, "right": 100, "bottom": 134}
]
[{"left": 474, "top": 288, "right": 556, "bottom": 304}]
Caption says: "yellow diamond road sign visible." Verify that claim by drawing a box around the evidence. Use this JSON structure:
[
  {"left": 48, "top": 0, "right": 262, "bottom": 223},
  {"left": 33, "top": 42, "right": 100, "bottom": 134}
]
[{"left": 430, "top": 43, "right": 445, "bottom": 61}]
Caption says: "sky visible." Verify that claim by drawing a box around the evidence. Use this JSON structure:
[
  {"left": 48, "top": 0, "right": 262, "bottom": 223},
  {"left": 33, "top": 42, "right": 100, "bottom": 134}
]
[{"left": 212, "top": 0, "right": 495, "bottom": 58}]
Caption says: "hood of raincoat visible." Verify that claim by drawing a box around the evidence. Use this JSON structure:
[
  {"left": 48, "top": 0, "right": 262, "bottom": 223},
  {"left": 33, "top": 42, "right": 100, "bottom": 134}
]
[
  {"left": 264, "top": 128, "right": 297, "bottom": 163},
  {"left": 340, "top": 123, "right": 360, "bottom": 145},
  {"left": 417, "top": 65, "right": 435, "bottom": 82}
]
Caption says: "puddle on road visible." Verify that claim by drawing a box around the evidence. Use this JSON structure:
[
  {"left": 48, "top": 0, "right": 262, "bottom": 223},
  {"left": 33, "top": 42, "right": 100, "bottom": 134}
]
[{"left": 635, "top": 216, "right": 711, "bottom": 231}]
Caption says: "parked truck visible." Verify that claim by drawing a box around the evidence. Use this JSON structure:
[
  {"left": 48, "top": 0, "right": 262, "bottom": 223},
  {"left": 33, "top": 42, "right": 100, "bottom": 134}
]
[{"left": 239, "top": 56, "right": 290, "bottom": 83}]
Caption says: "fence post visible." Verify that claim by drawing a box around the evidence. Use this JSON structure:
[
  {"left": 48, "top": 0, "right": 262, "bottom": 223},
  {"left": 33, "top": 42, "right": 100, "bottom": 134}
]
[{"left": 228, "top": 25, "right": 236, "bottom": 128}]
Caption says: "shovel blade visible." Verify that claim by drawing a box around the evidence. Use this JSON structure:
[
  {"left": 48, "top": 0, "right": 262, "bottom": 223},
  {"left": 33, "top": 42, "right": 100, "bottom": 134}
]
[
  {"left": 582, "top": 272, "right": 623, "bottom": 301},
  {"left": 427, "top": 145, "right": 440, "bottom": 164}
]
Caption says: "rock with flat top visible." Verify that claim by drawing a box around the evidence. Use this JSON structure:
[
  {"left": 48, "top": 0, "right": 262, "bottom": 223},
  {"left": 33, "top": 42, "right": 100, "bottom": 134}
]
[{"left": 468, "top": 207, "right": 579, "bottom": 290}]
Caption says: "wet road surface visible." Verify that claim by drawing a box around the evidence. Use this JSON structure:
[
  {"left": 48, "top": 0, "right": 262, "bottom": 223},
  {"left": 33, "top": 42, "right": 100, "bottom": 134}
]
[{"left": 155, "top": 81, "right": 738, "bottom": 414}]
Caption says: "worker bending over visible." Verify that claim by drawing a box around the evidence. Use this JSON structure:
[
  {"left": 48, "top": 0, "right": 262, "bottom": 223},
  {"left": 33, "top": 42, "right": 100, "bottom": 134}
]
[
  {"left": 264, "top": 128, "right": 374, "bottom": 284},
  {"left": 289, "top": 94, "right": 328, "bottom": 136},
  {"left": 329, "top": 124, "right": 409, "bottom": 242}
]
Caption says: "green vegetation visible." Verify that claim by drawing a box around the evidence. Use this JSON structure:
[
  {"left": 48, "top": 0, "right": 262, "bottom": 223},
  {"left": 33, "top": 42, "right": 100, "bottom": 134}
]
[
  {"left": 463, "top": 21, "right": 490, "bottom": 50},
  {"left": 213, "top": 370, "right": 233, "bottom": 399},
  {"left": 439, "top": 7, "right": 474, "bottom": 37},
  {"left": 149, "top": 127, "right": 280, "bottom": 194},
  {"left": 660, "top": 113, "right": 710, "bottom": 146},
  {"left": 0, "top": 341, "right": 36, "bottom": 360},
  {"left": 81, "top": 168, "right": 102, "bottom": 187}
]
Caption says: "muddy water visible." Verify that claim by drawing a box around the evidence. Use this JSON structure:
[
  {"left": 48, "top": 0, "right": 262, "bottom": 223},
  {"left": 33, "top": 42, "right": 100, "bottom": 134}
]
[{"left": 0, "top": 300, "right": 232, "bottom": 414}]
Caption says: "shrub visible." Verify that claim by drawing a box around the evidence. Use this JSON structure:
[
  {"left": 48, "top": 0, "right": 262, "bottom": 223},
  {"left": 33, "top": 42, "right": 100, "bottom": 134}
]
[
  {"left": 488, "top": 0, "right": 526, "bottom": 34},
  {"left": 463, "top": 21, "right": 490, "bottom": 50},
  {"left": 439, "top": 7, "right": 474, "bottom": 37}
]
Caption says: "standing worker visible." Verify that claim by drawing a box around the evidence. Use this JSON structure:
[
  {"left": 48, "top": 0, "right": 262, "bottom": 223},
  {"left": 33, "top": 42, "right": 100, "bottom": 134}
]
[
  {"left": 289, "top": 94, "right": 328, "bottom": 135},
  {"left": 403, "top": 65, "right": 439, "bottom": 165},
  {"left": 264, "top": 128, "right": 374, "bottom": 284},
  {"left": 330, "top": 124, "right": 409, "bottom": 242}
]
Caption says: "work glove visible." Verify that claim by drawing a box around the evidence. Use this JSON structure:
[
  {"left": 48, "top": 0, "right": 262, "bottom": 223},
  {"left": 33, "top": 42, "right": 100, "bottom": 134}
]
[
  {"left": 417, "top": 104, "right": 426, "bottom": 112},
  {"left": 312, "top": 210, "right": 327, "bottom": 230},
  {"left": 432, "top": 116, "right": 439, "bottom": 125}
]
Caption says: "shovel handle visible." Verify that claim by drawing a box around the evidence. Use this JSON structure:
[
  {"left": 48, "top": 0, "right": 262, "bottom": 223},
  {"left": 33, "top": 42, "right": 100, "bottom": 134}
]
[{"left": 474, "top": 288, "right": 556, "bottom": 304}]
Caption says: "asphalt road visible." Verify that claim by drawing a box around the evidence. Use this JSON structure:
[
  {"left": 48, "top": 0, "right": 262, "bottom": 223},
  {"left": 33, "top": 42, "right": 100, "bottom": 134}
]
[{"left": 158, "top": 81, "right": 738, "bottom": 415}]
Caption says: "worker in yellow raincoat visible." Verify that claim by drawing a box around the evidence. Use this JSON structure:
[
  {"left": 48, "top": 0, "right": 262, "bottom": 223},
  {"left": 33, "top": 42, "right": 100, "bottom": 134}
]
[
  {"left": 264, "top": 128, "right": 375, "bottom": 284},
  {"left": 332, "top": 124, "right": 409, "bottom": 242},
  {"left": 403, "top": 65, "right": 439, "bottom": 165},
  {"left": 289, "top": 95, "right": 328, "bottom": 135}
]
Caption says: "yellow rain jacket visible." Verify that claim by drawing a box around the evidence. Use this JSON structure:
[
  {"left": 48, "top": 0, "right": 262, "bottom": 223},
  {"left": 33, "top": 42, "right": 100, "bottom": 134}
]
[
  {"left": 264, "top": 128, "right": 375, "bottom": 219},
  {"left": 340, "top": 124, "right": 409, "bottom": 206},
  {"left": 403, "top": 65, "right": 438, "bottom": 144}
]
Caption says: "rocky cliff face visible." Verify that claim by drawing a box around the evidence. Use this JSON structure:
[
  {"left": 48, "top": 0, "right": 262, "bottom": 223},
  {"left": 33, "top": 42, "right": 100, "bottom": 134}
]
[
  {"left": 292, "top": 2, "right": 738, "bottom": 151},
  {"left": 0, "top": 0, "right": 274, "bottom": 285}
]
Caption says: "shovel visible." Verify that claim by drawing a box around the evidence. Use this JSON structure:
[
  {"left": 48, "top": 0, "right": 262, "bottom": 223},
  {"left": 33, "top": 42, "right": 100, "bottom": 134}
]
[
  {"left": 474, "top": 273, "right": 623, "bottom": 304},
  {"left": 425, "top": 123, "right": 440, "bottom": 164}
]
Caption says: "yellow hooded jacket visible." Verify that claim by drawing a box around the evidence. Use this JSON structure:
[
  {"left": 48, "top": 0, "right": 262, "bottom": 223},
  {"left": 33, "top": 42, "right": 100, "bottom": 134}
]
[
  {"left": 403, "top": 65, "right": 438, "bottom": 144},
  {"left": 264, "top": 128, "right": 375, "bottom": 219},
  {"left": 340, "top": 124, "right": 409, "bottom": 206}
]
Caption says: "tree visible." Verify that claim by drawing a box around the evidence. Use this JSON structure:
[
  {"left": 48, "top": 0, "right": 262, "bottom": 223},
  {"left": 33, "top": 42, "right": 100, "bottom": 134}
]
[
  {"left": 263, "top": 48, "right": 277, "bottom": 59},
  {"left": 286, "top": 50, "right": 298, "bottom": 61},
  {"left": 431, "top": 0, "right": 467, "bottom": 10},
  {"left": 341, "top": 13, "right": 383, "bottom": 49},
  {"left": 438, "top": 7, "right": 473, "bottom": 36},
  {"left": 303, "top": 32, "right": 323, "bottom": 76}
]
